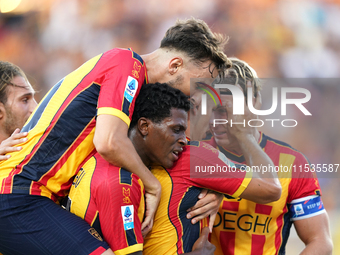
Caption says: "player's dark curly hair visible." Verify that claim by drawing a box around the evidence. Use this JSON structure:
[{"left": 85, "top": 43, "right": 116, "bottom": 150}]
[
  {"left": 129, "top": 83, "right": 190, "bottom": 130},
  {"left": 0, "top": 61, "right": 28, "bottom": 104},
  {"left": 160, "top": 17, "right": 231, "bottom": 75}
]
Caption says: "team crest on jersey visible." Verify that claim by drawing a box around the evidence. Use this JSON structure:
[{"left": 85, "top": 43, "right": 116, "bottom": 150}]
[
  {"left": 124, "top": 76, "right": 138, "bottom": 103},
  {"left": 202, "top": 143, "right": 218, "bottom": 154},
  {"left": 88, "top": 228, "right": 103, "bottom": 241},
  {"left": 123, "top": 187, "right": 131, "bottom": 203},
  {"left": 73, "top": 167, "right": 85, "bottom": 188},
  {"left": 131, "top": 61, "right": 141, "bottom": 78},
  {"left": 121, "top": 205, "right": 134, "bottom": 230}
]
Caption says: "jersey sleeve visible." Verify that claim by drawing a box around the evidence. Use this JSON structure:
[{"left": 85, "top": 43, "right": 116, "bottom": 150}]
[
  {"left": 184, "top": 141, "right": 252, "bottom": 198},
  {"left": 95, "top": 168, "right": 145, "bottom": 254},
  {"left": 288, "top": 153, "right": 325, "bottom": 221},
  {"left": 97, "top": 49, "right": 146, "bottom": 126}
]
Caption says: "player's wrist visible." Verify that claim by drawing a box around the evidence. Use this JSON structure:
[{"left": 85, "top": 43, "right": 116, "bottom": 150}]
[
  {"left": 142, "top": 174, "right": 161, "bottom": 195},
  {"left": 234, "top": 133, "right": 256, "bottom": 144}
]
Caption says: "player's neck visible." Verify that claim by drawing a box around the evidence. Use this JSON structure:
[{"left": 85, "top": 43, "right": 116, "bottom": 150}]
[
  {"left": 0, "top": 131, "right": 10, "bottom": 145},
  {"left": 141, "top": 49, "right": 165, "bottom": 84}
]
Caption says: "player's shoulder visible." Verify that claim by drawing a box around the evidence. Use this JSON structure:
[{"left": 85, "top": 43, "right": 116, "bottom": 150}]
[
  {"left": 201, "top": 136, "right": 216, "bottom": 147},
  {"left": 117, "top": 168, "right": 142, "bottom": 186},
  {"left": 188, "top": 140, "right": 219, "bottom": 151},
  {"left": 263, "top": 133, "right": 309, "bottom": 162},
  {"left": 103, "top": 48, "right": 144, "bottom": 65},
  {"left": 186, "top": 140, "right": 221, "bottom": 160}
]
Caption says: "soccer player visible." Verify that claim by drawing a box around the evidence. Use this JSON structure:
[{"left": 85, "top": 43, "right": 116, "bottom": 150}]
[
  {"left": 68, "top": 83, "right": 216, "bottom": 255},
  {"left": 0, "top": 61, "right": 36, "bottom": 160},
  {"left": 207, "top": 58, "right": 332, "bottom": 255},
  {"left": 142, "top": 82, "right": 282, "bottom": 254},
  {"left": 0, "top": 18, "right": 229, "bottom": 254}
]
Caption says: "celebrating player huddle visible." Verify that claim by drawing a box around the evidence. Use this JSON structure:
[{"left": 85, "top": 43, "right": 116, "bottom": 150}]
[{"left": 0, "top": 17, "right": 332, "bottom": 255}]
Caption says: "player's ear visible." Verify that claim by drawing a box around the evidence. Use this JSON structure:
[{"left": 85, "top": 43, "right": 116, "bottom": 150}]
[
  {"left": 137, "top": 117, "right": 149, "bottom": 137},
  {"left": 169, "top": 57, "right": 183, "bottom": 75}
]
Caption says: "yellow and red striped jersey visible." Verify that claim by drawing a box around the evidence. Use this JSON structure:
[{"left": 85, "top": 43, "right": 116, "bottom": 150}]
[
  {"left": 143, "top": 141, "right": 252, "bottom": 255},
  {"left": 68, "top": 153, "right": 144, "bottom": 255},
  {"left": 0, "top": 48, "right": 147, "bottom": 202},
  {"left": 206, "top": 132, "right": 323, "bottom": 255}
]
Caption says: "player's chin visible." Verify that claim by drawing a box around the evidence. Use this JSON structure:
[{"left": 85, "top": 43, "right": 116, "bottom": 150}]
[
  {"left": 162, "top": 158, "right": 176, "bottom": 169},
  {"left": 215, "top": 135, "right": 230, "bottom": 145}
]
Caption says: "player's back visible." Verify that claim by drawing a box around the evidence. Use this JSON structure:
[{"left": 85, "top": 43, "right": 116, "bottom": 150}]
[
  {"left": 0, "top": 48, "right": 142, "bottom": 201},
  {"left": 68, "top": 153, "right": 145, "bottom": 254}
]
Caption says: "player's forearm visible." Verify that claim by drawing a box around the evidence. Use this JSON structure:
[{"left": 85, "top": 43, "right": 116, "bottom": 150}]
[
  {"left": 236, "top": 133, "right": 281, "bottom": 203},
  {"left": 96, "top": 134, "right": 160, "bottom": 193},
  {"left": 94, "top": 115, "right": 161, "bottom": 193},
  {"left": 235, "top": 134, "right": 274, "bottom": 176},
  {"left": 300, "top": 239, "right": 333, "bottom": 255}
]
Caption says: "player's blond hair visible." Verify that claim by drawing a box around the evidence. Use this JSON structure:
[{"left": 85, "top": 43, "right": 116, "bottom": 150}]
[{"left": 214, "top": 57, "right": 261, "bottom": 98}]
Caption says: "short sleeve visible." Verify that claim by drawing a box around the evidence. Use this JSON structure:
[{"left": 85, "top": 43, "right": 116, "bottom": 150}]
[
  {"left": 287, "top": 154, "right": 325, "bottom": 221},
  {"left": 288, "top": 153, "right": 322, "bottom": 202},
  {"left": 183, "top": 141, "right": 252, "bottom": 198},
  {"left": 97, "top": 49, "right": 146, "bottom": 126}
]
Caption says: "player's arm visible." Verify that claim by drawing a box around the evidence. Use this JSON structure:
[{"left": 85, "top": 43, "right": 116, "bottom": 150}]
[
  {"left": 224, "top": 88, "right": 281, "bottom": 204},
  {"left": 235, "top": 133, "right": 281, "bottom": 204},
  {"left": 188, "top": 141, "right": 280, "bottom": 205},
  {"left": 294, "top": 212, "right": 332, "bottom": 255},
  {"left": 186, "top": 138, "right": 280, "bottom": 230},
  {"left": 94, "top": 116, "right": 160, "bottom": 233},
  {"left": 288, "top": 161, "right": 332, "bottom": 255},
  {"left": 94, "top": 50, "right": 161, "bottom": 232},
  {"left": 186, "top": 137, "right": 280, "bottom": 227}
]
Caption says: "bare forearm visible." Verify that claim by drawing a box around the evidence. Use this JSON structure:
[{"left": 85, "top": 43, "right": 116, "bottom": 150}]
[
  {"left": 236, "top": 134, "right": 275, "bottom": 178},
  {"left": 300, "top": 240, "right": 332, "bottom": 255},
  {"left": 295, "top": 213, "right": 333, "bottom": 255},
  {"left": 96, "top": 134, "right": 159, "bottom": 192},
  {"left": 236, "top": 134, "right": 281, "bottom": 203}
]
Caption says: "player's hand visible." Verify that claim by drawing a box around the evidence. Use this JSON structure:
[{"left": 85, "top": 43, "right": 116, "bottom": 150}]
[
  {"left": 224, "top": 84, "right": 258, "bottom": 140},
  {"left": 186, "top": 189, "right": 223, "bottom": 232},
  {"left": 249, "top": 80, "right": 262, "bottom": 111},
  {"left": 0, "top": 129, "right": 27, "bottom": 161},
  {"left": 141, "top": 181, "right": 161, "bottom": 237},
  {"left": 191, "top": 227, "right": 216, "bottom": 255}
]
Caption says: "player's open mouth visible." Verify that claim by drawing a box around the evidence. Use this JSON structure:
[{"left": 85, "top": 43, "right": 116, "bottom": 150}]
[
  {"left": 172, "top": 149, "right": 182, "bottom": 161},
  {"left": 213, "top": 131, "right": 227, "bottom": 139}
]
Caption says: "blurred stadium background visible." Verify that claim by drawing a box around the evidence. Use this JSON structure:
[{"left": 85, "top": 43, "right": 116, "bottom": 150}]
[{"left": 1, "top": 0, "right": 339, "bottom": 253}]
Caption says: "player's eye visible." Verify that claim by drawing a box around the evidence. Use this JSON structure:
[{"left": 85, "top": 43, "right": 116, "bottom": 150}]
[{"left": 173, "top": 128, "right": 180, "bottom": 134}]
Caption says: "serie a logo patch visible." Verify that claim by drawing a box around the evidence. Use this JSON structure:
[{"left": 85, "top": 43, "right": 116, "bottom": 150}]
[
  {"left": 124, "top": 76, "right": 138, "bottom": 103},
  {"left": 121, "top": 205, "right": 134, "bottom": 230}
]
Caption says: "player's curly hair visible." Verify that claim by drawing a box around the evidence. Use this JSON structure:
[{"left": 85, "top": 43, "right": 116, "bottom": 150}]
[
  {"left": 160, "top": 17, "right": 231, "bottom": 76},
  {"left": 0, "top": 61, "right": 28, "bottom": 104},
  {"left": 130, "top": 83, "right": 190, "bottom": 129},
  {"left": 213, "top": 57, "right": 262, "bottom": 99}
]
